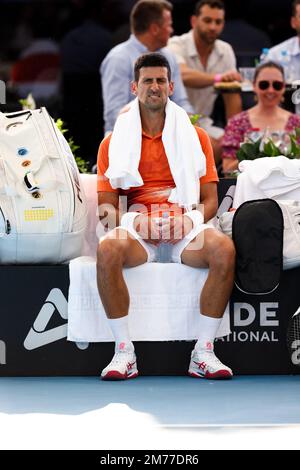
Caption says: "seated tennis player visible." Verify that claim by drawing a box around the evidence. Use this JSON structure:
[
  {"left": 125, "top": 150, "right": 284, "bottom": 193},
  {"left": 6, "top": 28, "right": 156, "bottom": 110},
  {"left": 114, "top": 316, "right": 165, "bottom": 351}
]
[{"left": 97, "top": 52, "right": 235, "bottom": 380}]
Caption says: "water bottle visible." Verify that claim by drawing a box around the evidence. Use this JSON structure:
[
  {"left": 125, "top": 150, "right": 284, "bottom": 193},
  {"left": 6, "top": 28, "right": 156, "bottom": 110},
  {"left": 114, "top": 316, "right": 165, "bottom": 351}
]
[
  {"left": 259, "top": 47, "right": 269, "bottom": 64},
  {"left": 157, "top": 212, "right": 172, "bottom": 263},
  {"left": 289, "top": 61, "right": 296, "bottom": 83},
  {"left": 280, "top": 50, "right": 291, "bottom": 82}
]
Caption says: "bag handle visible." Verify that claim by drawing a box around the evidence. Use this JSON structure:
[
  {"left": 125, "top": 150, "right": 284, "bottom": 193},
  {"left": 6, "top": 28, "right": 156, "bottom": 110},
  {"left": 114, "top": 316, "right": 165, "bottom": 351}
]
[
  {"left": 0, "top": 155, "right": 68, "bottom": 196},
  {"left": 1, "top": 110, "right": 32, "bottom": 120}
]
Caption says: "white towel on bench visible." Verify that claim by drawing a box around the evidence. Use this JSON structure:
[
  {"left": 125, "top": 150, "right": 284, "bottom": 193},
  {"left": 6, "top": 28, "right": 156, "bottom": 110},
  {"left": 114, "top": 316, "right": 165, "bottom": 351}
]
[{"left": 67, "top": 256, "right": 230, "bottom": 342}]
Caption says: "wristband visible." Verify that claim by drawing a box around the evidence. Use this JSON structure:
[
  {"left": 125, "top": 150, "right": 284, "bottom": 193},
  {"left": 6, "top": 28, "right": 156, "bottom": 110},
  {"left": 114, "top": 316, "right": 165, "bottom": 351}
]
[
  {"left": 214, "top": 73, "right": 222, "bottom": 83},
  {"left": 184, "top": 209, "right": 204, "bottom": 228}
]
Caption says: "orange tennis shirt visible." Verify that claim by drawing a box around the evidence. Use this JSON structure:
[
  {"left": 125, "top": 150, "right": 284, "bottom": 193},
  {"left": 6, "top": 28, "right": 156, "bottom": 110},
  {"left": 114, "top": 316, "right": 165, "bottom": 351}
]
[{"left": 97, "top": 125, "right": 218, "bottom": 216}]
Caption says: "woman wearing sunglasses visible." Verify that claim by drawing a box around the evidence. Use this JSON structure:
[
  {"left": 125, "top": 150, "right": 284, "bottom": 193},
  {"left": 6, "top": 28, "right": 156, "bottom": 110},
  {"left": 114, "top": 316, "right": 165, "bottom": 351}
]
[{"left": 221, "top": 61, "right": 300, "bottom": 175}]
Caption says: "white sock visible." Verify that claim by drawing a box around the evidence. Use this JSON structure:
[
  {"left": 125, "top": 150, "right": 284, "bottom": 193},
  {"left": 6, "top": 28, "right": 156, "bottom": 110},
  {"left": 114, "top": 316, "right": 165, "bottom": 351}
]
[
  {"left": 108, "top": 316, "right": 134, "bottom": 351},
  {"left": 195, "top": 313, "right": 222, "bottom": 350}
]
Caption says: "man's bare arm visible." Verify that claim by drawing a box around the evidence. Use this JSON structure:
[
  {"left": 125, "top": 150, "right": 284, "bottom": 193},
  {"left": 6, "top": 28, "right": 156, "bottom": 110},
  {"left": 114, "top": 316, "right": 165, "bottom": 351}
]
[
  {"left": 180, "top": 64, "right": 215, "bottom": 88},
  {"left": 98, "top": 191, "right": 120, "bottom": 230},
  {"left": 223, "top": 92, "right": 242, "bottom": 121},
  {"left": 199, "top": 182, "right": 218, "bottom": 222},
  {"left": 180, "top": 64, "right": 242, "bottom": 89},
  {"left": 159, "top": 183, "right": 219, "bottom": 244}
]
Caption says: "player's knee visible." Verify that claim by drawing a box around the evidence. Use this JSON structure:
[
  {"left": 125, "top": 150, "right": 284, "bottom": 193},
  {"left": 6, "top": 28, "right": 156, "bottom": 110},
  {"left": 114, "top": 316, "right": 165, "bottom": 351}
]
[
  {"left": 97, "top": 233, "right": 128, "bottom": 269},
  {"left": 209, "top": 235, "right": 235, "bottom": 273},
  {"left": 222, "top": 237, "right": 236, "bottom": 269}
]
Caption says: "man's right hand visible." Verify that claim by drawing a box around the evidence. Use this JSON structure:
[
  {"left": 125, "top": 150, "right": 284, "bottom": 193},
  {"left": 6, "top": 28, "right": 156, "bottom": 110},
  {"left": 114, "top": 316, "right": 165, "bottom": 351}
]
[
  {"left": 220, "top": 70, "right": 242, "bottom": 82},
  {"left": 134, "top": 214, "right": 161, "bottom": 246}
]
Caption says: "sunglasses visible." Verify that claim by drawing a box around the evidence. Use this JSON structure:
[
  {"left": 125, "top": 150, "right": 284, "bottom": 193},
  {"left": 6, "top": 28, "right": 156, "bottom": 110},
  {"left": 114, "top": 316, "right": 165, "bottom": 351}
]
[{"left": 257, "top": 80, "right": 284, "bottom": 91}]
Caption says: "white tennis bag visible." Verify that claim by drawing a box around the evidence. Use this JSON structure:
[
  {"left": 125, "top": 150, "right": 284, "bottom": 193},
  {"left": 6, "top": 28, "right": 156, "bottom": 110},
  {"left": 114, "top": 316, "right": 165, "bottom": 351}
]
[{"left": 0, "top": 107, "right": 88, "bottom": 263}]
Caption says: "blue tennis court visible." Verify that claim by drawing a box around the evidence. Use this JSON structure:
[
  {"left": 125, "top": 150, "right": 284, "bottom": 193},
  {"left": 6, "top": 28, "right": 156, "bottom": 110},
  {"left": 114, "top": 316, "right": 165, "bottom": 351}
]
[{"left": 0, "top": 375, "right": 299, "bottom": 449}]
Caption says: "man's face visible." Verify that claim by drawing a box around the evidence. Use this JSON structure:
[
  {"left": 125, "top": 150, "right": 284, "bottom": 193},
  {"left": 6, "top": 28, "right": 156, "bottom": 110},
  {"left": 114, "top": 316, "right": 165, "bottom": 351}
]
[
  {"left": 192, "top": 5, "right": 225, "bottom": 45},
  {"left": 291, "top": 5, "right": 300, "bottom": 35},
  {"left": 131, "top": 66, "right": 174, "bottom": 111},
  {"left": 153, "top": 9, "right": 173, "bottom": 49}
]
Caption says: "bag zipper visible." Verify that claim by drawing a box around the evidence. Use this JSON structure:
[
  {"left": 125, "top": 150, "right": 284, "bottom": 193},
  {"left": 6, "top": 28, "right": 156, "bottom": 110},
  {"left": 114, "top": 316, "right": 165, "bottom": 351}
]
[
  {"left": 234, "top": 281, "right": 279, "bottom": 295},
  {"left": 0, "top": 206, "right": 11, "bottom": 235}
]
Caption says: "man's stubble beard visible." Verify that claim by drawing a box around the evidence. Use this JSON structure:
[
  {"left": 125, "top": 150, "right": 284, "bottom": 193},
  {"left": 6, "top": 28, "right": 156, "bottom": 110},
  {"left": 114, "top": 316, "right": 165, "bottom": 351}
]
[
  {"left": 144, "top": 96, "right": 166, "bottom": 112},
  {"left": 195, "top": 25, "right": 217, "bottom": 46}
]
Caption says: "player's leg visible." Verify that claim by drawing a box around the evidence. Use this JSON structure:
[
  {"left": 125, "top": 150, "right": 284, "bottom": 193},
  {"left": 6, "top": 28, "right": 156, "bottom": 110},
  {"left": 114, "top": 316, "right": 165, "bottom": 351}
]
[
  {"left": 97, "top": 227, "right": 150, "bottom": 380},
  {"left": 181, "top": 228, "right": 235, "bottom": 379}
]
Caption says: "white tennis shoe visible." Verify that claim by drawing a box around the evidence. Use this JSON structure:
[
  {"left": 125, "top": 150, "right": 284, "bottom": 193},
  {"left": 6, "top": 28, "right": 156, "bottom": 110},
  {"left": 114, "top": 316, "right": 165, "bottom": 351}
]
[
  {"left": 188, "top": 342, "right": 233, "bottom": 379},
  {"left": 101, "top": 343, "right": 138, "bottom": 380}
]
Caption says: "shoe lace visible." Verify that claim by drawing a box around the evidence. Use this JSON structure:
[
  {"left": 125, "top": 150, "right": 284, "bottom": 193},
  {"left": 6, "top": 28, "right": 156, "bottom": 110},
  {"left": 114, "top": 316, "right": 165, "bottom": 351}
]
[
  {"left": 110, "top": 349, "right": 134, "bottom": 366},
  {"left": 196, "top": 348, "right": 224, "bottom": 368}
]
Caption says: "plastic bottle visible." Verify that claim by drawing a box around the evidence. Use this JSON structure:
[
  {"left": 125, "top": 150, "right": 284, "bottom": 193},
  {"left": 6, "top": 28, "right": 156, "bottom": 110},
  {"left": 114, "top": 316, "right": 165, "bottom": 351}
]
[
  {"left": 280, "top": 50, "right": 291, "bottom": 82},
  {"left": 259, "top": 47, "right": 270, "bottom": 64},
  {"left": 157, "top": 212, "right": 172, "bottom": 263},
  {"left": 289, "top": 61, "right": 296, "bottom": 83}
]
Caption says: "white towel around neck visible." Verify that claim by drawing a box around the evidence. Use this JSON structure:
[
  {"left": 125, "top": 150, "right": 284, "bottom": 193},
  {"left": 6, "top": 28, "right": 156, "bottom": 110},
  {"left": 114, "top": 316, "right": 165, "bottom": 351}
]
[{"left": 105, "top": 97, "right": 206, "bottom": 209}]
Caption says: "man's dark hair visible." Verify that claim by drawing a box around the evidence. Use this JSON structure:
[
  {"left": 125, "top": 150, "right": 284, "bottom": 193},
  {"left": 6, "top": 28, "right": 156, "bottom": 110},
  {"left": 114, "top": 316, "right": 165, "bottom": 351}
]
[
  {"left": 253, "top": 61, "right": 284, "bottom": 83},
  {"left": 292, "top": 0, "right": 300, "bottom": 16},
  {"left": 134, "top": 53, "right": 171, "bottom": 82},
  {"left": 130, "top": 0, "right": 173, "bottom": 35},
  {"left": 194, "top": 0, "right": 225, "bottom": 16}
]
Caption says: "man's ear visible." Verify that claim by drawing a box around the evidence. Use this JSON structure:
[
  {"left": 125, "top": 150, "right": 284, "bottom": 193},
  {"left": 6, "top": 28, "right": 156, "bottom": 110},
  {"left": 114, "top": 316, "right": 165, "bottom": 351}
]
[
  {"left": 291, "top": 16, "right": 297, "bottom": 31},
  {"left": 149, "top": 22, "right": 159, "bottom": 36},
  {"left": 131, "top": 81, "right": 138, "bottom": 95},
  {"left": 191, "top": 15, "right": 197, "bottom": 29},
  {"left": 168, "top": 81, "right": 174, "bottom": 96}
]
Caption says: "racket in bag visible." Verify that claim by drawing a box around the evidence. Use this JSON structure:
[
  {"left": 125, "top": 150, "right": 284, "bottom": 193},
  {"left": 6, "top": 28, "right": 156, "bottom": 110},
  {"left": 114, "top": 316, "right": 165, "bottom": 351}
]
[
  {"left": 0, "top": 107, "right": 87, "bottom": 263},
  {"left": 232, "top": 199, "right": 283, "bottom": 295}
]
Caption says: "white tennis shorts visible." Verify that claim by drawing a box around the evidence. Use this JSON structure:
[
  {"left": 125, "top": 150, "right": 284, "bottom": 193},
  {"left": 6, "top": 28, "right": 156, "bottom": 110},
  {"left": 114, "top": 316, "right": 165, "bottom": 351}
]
[{"left": 120, "top": 213, "right": 210, "bottom": 263}]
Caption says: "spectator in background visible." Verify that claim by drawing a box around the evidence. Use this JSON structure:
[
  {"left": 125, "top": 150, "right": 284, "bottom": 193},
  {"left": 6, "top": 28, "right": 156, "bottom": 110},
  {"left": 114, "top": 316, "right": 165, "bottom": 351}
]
[
  {"left": 61, "top": 0, "right": 112, "bottom": 169},
  {"left": 222, "top": 61, "right": 300, "bottom": 175},
  {"left": 268, "top": 0, "right": 300, "bottom": 84},
  {"left": 167, "top": 0, "right": 242, "bottom": 164},
  {"left": 10, "top": 19, "right": 60, "bottom": 102},
  {"left": 100, "top": 0, "right": 194, "bottom": 135}
]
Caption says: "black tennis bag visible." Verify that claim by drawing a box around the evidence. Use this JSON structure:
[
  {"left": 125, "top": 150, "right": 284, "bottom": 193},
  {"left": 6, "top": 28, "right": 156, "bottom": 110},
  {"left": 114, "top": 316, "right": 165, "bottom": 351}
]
[{"left": 232, "top": 199, "right": 284, "bottom": 294}]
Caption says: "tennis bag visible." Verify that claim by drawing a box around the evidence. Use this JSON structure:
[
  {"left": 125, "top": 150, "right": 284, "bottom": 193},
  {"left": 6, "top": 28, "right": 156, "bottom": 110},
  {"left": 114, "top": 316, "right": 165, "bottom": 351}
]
[
  {"left": 0, "top": 107, "right": 87, "bottom": 263},
  {"left": 232, "top": 199, "right": 283, "bottom": 295}
]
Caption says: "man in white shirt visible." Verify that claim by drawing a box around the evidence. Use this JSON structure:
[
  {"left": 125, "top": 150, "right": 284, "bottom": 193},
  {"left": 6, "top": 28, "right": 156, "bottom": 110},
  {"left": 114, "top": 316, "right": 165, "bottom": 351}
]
[
  {"left": 268, "top": 0, "right": 300, "bottom": 87},
  {"left": 167, "top": 0, "right": 242, "bottom": 162}
]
